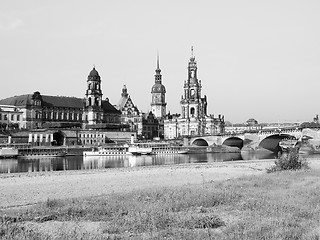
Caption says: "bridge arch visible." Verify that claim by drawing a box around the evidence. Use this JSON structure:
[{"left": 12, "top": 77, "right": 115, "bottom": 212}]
[
  {"left": 259, "top": 134, "right": 296, "bottom": 153},
  {"left": 191, "top": 138, "right": 209, "bottom": 146},
  {"left": 222, "top": 137, "right": 244, "bottom": 149}
]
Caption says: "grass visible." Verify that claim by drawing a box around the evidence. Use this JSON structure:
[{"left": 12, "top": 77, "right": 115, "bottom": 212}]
[{"left": 1, "top": 169, "right": 320, "bottom": 239}]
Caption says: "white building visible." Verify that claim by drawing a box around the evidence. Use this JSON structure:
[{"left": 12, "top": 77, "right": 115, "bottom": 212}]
[
  {"left": 164, "top": 48, "right": 225, "bottom": 139},
  {"left": 0, "top": 105, "right": 24, "bottom": 129}
]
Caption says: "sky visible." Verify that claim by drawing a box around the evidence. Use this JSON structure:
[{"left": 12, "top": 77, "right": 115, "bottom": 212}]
[{"left": 1, "top": 0, "right": 319, "bottom": 124}]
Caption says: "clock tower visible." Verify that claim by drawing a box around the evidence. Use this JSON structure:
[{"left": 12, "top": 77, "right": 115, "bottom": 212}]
[{"left": 151, "top": 54, "right": 166, "bottom": 119}]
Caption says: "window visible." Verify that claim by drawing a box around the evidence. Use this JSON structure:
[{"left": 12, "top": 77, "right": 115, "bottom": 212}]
[
  {"left": 0, "top": 114, "right": 2, "bottom": 120},
  {"left": 11, "top": 115, "right": 14, "bottom": 121},
  {"left": 4, "top": 114, "right": 7, "bottom": 120}
]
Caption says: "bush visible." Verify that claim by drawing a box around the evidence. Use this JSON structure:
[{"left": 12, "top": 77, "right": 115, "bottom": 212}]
[{"left": 267, "top": 147, "right": 309, "bottom": 173}]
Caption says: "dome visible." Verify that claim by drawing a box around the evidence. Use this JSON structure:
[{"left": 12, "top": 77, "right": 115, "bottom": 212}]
[
  {"left": 151, "top": 83, "right": 166, "bottom": 93},
  {"left": 87, "top": 67, "right": 101, "bottom": 81},
  {"left": 89, "top": 67, "right": 100, "bottom": 77}
]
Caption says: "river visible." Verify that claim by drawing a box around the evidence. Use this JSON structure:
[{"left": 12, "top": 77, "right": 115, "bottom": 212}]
[{"left": 0, "top": 151, "right": 277, "bottom": 174}]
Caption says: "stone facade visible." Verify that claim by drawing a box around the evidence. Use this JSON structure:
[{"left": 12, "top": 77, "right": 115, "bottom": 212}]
[
  {"left": 116, "top": 85, "right": 142, "bottom": 133},
  {"left": 0, "top": 67, "right": 122, "bottom": 131},
  {"left": 164, "top": 48, "right": 225, "bottom": 139},
  {"left": 0, "top": 105, "right": 24, "bottom": 130}
]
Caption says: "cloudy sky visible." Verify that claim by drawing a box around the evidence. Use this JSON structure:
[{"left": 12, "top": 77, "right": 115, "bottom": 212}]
[{"left": 1, "top": 0, "right": 319, "bottom": 124}]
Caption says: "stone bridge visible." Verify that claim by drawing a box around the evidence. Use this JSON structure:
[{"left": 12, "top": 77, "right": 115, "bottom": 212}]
[{"left": 189, "top": 128, "right": 315, "bottom": 153}]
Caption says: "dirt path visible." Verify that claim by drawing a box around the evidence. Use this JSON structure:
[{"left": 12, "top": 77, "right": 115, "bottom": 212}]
[{"left": 1, "top": 159, "right": 318, "bottom": 209}]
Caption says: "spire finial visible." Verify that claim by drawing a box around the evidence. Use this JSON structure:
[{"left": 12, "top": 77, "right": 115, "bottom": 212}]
[
  {"left": 93, "top": 64, "right": 95, "bottom": 69},
  {"left": 157, "top": 51, "right": 160, "bottom": 70},
  {"left": 191, "top": 46, "right": 194, "bottom": 57}
]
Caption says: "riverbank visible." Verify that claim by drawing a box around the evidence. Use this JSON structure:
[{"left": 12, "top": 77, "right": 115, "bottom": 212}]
[
  {"left": 1, "top": 158, "right": 320, "bottom": 239},
  {"left": 2, "top": 158, "right": 320, "bottom": 210},
  {"left": 0, "top": 159, "right": 277, "bottom": 209}
]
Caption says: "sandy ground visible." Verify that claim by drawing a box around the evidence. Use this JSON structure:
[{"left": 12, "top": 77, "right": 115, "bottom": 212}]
[{"left": 1, "top": 159, "right": 319, "bottom": 209}]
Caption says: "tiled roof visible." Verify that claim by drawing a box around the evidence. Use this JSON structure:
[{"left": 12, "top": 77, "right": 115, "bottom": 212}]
[
  {"left": 42, "top": 95, "right": 84, "bottom": 108},
  {"left": 101, "top": 100, "right": 121, "bottom": 113},
  {"left": 0, "top": 95, "right": 32, "bottom": 106},
  {"left": 0, "top": 94, "right": 120, "bottom": 113}
]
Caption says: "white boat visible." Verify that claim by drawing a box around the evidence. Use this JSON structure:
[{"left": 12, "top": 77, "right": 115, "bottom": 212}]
[
  {"left": 129, "top": 142, "right": 189, "bottom": 155},
  {"left": 128, "top": 145, "right": 153, "bottom": 155},
  {"left": 83, "top": 145, "right": 129, "bottom": 157},
  {"left": 0, "top": 146, "right": 19, "bottom": 158}
]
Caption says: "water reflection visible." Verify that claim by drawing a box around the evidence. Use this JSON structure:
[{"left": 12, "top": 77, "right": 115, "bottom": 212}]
[{"left": 0, "top": 151, "right": 277, "bottom": 174}]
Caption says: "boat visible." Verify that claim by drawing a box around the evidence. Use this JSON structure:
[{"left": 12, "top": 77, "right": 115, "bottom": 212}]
[
  {"left": 18, "top": 148, "right": 67, "bottom": 159},
  {"left": 0, "top": 146, "right": 19, "bottom": 158},
  {"left": 128, "top": 145, "right": 153, "bottom": 155},
  {"left": 131, "top": 142, "right": 189, "bottom": 155},
  {"left": 83, "top": 145, "right": 129, "bottom": 157}
]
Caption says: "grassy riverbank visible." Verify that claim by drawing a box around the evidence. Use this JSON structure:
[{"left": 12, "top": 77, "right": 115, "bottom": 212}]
[{"left": 1, "top": 166, "right": 320, "bottom": 239}]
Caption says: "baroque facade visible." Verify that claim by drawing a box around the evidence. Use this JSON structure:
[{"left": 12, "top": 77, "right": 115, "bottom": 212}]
[
  {"left": 116, "top": 84, "right": 142, "bottom": 133},
  {"left": 0, "top": 67, "right": 122, "bottom": 130},
  {"left": 164, "top": 48, "right": 225, "bottom": 139}
]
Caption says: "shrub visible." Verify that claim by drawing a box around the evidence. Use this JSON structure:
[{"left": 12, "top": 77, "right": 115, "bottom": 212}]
[{"left": 267, "top": 147, "right": 309, "bottom": 173}]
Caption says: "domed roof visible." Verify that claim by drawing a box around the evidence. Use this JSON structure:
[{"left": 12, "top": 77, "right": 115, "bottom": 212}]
[
  {"left": 89, "top": 67, "right": 99, "bottom": 77},
  {"left": 151, "top": 83, "right": 166, "bottom": 93}
]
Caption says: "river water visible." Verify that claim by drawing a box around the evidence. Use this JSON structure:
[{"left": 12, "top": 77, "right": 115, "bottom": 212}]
[{"left": 0, "top": 151, "right": 277, "bottom": 174}]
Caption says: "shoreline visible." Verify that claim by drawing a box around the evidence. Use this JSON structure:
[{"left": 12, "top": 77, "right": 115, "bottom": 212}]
[{"left": 1, "top": 158, "right": 319, "bottom": 210}]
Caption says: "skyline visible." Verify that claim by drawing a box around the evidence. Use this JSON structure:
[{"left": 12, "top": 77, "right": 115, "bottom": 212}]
[{"left": 1, "top": 1, "right": 319, "bottom": 124}]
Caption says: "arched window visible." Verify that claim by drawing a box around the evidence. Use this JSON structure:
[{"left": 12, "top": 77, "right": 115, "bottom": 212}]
[
  {"left": 88, "top": 98, "right": 92, "bottom": 106},
  {"left": 190, "top": 89, "right": 195, "bottom": 99},
  {"left": 190, "top": 107, "right": 195, "bottom": 115}
]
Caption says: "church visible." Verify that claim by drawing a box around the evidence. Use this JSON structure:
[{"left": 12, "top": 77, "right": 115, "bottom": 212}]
[{"left": 164, "top": 48, "right": 225, "bottom": 139}]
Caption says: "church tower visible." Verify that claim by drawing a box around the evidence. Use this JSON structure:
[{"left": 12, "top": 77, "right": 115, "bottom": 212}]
[
  {"left": 85, "top": 67, "right": 103, "bottom": 125},
  {"left": 180, "top": 47, "right": 207, "bottom": 120},
  {"left": 151, "top": 54, "right": 167, "bottom": 119}
]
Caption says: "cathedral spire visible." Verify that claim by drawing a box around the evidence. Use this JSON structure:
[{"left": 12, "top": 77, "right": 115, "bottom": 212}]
[
  {"left": 157, "top": 51, "right": 160, "bottom": 70},
  {"left": 155, "top": 53, "right": 162, "bottom": 83}
]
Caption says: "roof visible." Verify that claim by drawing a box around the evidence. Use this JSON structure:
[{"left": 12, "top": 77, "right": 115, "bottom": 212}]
[
  {"left": 89, "top": 67, "right": 99, "bottom": 77},
  {"left": 0, "top": 95, "right": 32, "bottom": 106},
  {"left": 151, "top": 83, "right": 166, "bottom": 93},
  {"left": 42, "top": 95, "right": 84, "bottom": 108},
  {"left": 0, "top": 94, "right": 85, "bottom": 109},
  {"left": 0, "top": 94, "right": 120, "bottom": 113},
  {"left": 101, "top": 100, "right": 121, "bottom": 114}
]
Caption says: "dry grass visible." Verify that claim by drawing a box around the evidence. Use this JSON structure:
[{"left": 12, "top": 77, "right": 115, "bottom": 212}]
[{"left": 1, "top": 168, "right": 320, "bottom": 239}]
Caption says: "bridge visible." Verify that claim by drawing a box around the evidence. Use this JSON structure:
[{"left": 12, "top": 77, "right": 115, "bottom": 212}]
[{"left": 189, "top": 127, "right": 319, "bottom": 153}]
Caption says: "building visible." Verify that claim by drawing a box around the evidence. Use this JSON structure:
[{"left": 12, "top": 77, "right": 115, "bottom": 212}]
[
  {"left": 164, "top": 47, "right": 225, "bottom": 139},
  {"left": 140, "top": 111, "right": 160, "bottom": 140},
  {"left": 0, "top": 67, "right": 122, "bottom": 130},
  {"left": 0, "top": 105, "right": 24, "bottom": 130},
  {"left": 150, "top": 54, "right": 166, "bottom": 119},
  {"left": 0, "top": 67, "right": 136, "bottom": 146},
  {"left": 116, "top": 84, "right": 142, "bottom": 133},
  {"left": 224, "top": 118, "right": 262, "bottom": 134}
]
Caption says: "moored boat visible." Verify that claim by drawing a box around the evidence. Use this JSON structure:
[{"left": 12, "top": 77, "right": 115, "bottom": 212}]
[
  {"left": 83, "top": 145, "right": 129, "bottom": 157},
  {"left": 18, "top": 148, "right": 67, "bottom": 159},
  {"left": 128, "top": 145, "right": 153, "bottom": 155}
]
